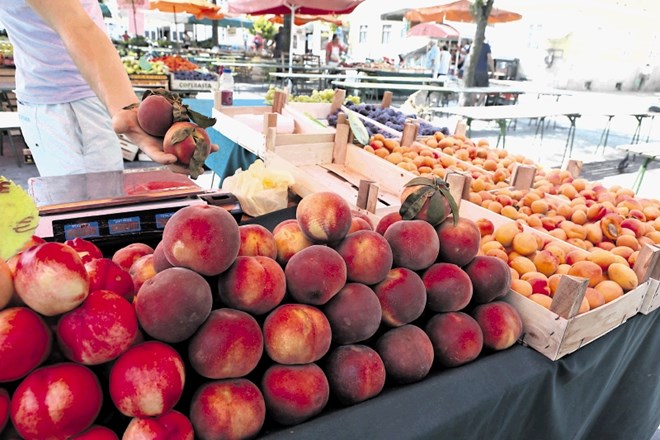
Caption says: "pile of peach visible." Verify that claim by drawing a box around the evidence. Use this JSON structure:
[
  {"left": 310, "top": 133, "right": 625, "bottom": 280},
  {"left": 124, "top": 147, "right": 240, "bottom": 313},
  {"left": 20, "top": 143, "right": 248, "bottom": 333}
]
[
  {"left": 0, "top": 191, "right": 524, "bottom": 439},
  {"left": 363, "top": 133, "right": 497, "bottom": 183},
  {"left": 475, "top": 217, "right": 641, "bottom": 314}
]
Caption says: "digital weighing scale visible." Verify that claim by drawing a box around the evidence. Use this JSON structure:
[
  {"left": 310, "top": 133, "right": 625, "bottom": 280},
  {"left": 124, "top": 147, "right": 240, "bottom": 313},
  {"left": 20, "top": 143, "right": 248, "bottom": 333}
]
[{"left": 30, "top": 167, "right": 242, "bottom": 246}]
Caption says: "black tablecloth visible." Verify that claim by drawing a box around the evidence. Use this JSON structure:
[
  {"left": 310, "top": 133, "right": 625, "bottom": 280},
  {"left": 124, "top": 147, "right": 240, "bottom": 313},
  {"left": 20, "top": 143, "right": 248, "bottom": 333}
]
[{"left": 260, "top": 309, "right": 659, "bottom": 440}]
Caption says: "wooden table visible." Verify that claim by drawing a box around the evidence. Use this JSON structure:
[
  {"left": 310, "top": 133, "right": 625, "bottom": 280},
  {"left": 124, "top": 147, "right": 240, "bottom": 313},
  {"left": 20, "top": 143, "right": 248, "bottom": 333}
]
[
  {"left": 430, "top": 103, "right": 582, "bottom": 162},
  {"left": 615, "top": 141, "right": 660, "bottom": 192}
]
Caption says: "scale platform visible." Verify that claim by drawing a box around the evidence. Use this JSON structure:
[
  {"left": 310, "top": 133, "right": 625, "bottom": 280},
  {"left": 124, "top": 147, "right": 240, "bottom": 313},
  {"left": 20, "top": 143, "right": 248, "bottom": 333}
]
[{"left": 29, "top": 167, "right": 241, "bottom": 245}]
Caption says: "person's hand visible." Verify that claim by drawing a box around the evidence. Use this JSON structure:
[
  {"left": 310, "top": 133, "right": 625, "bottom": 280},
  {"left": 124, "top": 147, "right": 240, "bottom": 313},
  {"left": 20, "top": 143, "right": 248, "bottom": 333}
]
[{"left": 112, "top": 106, "right": 219, "bottom": 178}]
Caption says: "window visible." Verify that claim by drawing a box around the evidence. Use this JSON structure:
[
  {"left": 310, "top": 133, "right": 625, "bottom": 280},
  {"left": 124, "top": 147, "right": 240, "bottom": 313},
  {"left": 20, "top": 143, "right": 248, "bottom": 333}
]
[
  {"left": 381, "top": 24, "right": 391, "bottom": 44},
  {"left": 359, "top": 25, "right": 368, "bottom": 43}
]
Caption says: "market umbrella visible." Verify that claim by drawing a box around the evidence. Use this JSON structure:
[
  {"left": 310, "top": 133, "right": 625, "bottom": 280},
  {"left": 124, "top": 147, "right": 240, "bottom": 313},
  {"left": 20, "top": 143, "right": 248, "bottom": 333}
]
[
  {"left": 404, "top": 0, "right": 522, "bottom": 24},
  {"left": 228, "top": 0, "right": 365, "bottom": 72},
  {"left": 407, "top": 22, "right": 459, "bottom": 39},
  {"left": 149, "top": 0, "right": 221, "bottom": 34},
  {"left": 268, "top": 14, "right": 344, "bottom": 26}
]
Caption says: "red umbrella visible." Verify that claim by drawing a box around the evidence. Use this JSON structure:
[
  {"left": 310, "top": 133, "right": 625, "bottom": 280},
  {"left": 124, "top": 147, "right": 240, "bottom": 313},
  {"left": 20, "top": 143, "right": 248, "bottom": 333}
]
[
  {"left": 228, "top": 0, "right": 365, "bottom": 71},
  {"left": 407, "top": 22, "right": 459, "bottom": 39}
]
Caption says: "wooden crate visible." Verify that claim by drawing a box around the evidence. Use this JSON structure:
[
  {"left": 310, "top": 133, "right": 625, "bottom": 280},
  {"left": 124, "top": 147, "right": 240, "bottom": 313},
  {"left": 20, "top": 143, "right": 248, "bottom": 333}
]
[
  {"left": 128, "top": 74, "right": 169, "bottom": 89},
  {"left": 459, "top": 201, "right": 653, "bottom": 361},
  {"left": 633, "top": 244, "right": 660, "bottom": 314},
  {"left": 212, "top": 90, "right": 336, "bottom": 159}
]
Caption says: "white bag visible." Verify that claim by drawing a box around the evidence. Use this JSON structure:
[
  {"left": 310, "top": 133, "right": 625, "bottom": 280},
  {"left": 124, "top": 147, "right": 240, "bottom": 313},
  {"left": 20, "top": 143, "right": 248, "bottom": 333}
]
[{"left": 222, "top": 160, "right": 295, "bottom": 217}]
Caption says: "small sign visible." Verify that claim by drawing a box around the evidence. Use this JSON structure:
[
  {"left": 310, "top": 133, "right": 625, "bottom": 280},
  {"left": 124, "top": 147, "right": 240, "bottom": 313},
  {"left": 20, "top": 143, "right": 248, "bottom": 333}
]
[
  {"left": 155, "top": 212, "right": 174, "bottom": 229},
  {"left": 63, "top": 222, "right": 100, "bottom": 241},
  {"left": 108, "top": 216, "right": 142, "bottom": 235}
]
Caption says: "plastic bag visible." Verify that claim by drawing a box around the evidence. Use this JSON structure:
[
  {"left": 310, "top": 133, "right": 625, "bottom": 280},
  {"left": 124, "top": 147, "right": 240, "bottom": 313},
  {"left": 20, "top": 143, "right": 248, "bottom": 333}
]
[{"left": 222, "top": 160, "right": 295, "bottom": 217}]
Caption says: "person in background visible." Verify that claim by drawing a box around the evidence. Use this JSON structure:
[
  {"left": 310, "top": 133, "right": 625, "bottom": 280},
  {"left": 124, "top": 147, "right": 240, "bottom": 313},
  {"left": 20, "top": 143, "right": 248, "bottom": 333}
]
[
  {"left": 425, "top": 40, "right": 440, "bottom": 78},
  {"left": 438, "top": 44, "right": 451, "bottom": 77},
  {"left": 122, "top": 30, "right": 130, "bottom": 42},
  {"left": 325, "top": 33, "right": 347, "bottom": 67},
  {"left": 272, "top": 26, "right": 285, "bottom": 61},
  {"left": 0, "top": 0, "right": 187, "bottom": 177},
  {"left": 253, "top": 32, "right": 264, "bottom": 52},
  {"left": 474, "top": 40, "right": 495, "bottom": 88}
]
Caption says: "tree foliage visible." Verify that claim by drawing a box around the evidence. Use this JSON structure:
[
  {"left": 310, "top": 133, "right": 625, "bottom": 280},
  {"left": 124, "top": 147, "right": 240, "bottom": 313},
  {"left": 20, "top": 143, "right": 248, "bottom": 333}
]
[{"left": 250, "top": 16, "right": 277, "bottom": 41}]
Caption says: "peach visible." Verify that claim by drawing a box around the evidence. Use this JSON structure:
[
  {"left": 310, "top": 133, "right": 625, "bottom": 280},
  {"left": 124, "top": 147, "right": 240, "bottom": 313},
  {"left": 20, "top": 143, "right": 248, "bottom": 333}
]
[
  {"left": 189, "top": 308, "right": 263, "bottom": 379},
  {"left": 10, "top": 363, "right": 102, "bottom": 439},
  {"left": 123, "top": 410, "right": 193, "bottom": 440},
  {"left": 112, "top": 243, "right": 154, "bottom": 272},
  {"left": 109, "top": 341, "right": 185, "bottom": 417},
  {"left": 163, "top": 122, "right": 212, "bottom": 168},
  {"left": 0, "top": 307, "right": 51, "bottom": 382},
  {"left": 399, "top": 184, "right": 452, "bottom": 226},
  {"left": 325, "top": 345, "right": 386, "bottom": 405},
  {"left": 373, "top": 268, "right": 427, "bottom": 327},
  {"left": 0, "top": 388, "right": 8, "bottom": 433},
  {"left": 475, "top": 218, "right": 495, "bottom": 237},
  {"left": 607, "top": 263, "right": 639, "bottom": 291},
  {"left": 129, "top": 254, "right": 157, "bottom": 293},
  {"left": 464, "top": 256, "right": 512, "bottom": 304},
  {"left": 375, "top": 325, "right": 434, "bottom": 384},
  {"left": 532, "top": 250, "right": 559, "bottom": 277},
  {"left": 494, "top": 222, "right": 523, "bottom": 247},
  {"left": 472, "top": 301, "right": 523, "bottom": 351},
  {"left": 63, "top": 237, "right": 103, "bottom": 264},
  {"left": 285, "top": 245, "right": 347, "bottom": 305},
  {"left": 425, "top": 312, "right": 483, "bottom": 367},
  {"left": 218, "top": 256, "right": 286, "bottom": 315},
  {"left": 152, "top": 241, "right": 174, "bottom": 272},
  {"left": 0, "top": 258, "right": 13, "bottom": 310},
  {"left": 296, "top": 191, "right": 352, "bottom": 244},
  {"left": 14, "top": 242, "right": 89, "bottom": 316},
  {"left": 137, "top": 94, "right": 174, "bottom": 137},
  {"left": 585, "top": 287, "right": 606, "bottom": 310},
  {"left": 350, "top": 210, "right": 375, "bottom": 229},
  {"left": 238, "top": 224, "right": 277, "bottom": 259},
  {"left": 529, "top": 293, "right": 553, "bottom": 309},
  {"left": 336, "top": 230, "right": 393, "bottom": 284},
  {"left": 261, "top": 363, "right": 329, "bottom": 425},
  {"left": 71, "top": 425, "right": 119, "bottom": 439},
  {"left": 435, "top": 217, "right": 481, "bottom": 266},
  {"left": 263, "top": 304, "right": 331, "bottom": 365},
  {"left": 568, "top": 261, "right": 603, "bottom": 287},
  {"left": 348, "top": 217, "right": 373, "bottom": 234},
  {"left": 135, "top": 267, "right": 212, "bottom": 343},
  {"left": 57, "top": 290, "right": 138, "bottom": 365},
  {"left": 384, "top": 220, "right": 439, "bottom": 271},
  {"left": 375, "top": 211, "right": 403, "bottom": 235},
  {"left": 422, "top": 263, "right": 473, "bottom": 312},
  {"left": 85, "top": 258, "right": 135, "bottom": 301},
  {"left": 161, "top": 204, "right": 240, "bottom": 276},
  {"left": 190, "top": 379, "right": 265, "bottom": 439},
  {"left": 323, "top": 283, "right": 382, "bottom": 345},
  {"left": 595, "top": 280, "right": 624, "bottom": 303},
  {"left": 273, "top": 220, "right": 313, "bottom": 266}
]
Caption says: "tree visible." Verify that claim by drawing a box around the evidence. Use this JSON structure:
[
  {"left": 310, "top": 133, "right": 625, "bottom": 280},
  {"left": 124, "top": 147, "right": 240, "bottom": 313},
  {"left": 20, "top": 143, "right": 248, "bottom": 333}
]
[
  {"left": 250, "top": 16, "right": 277, "bottom": 41},
  {"left": 211, "top": 0, "right": 218, "bottom": 46},
  {"left": 463, "top": 0, "right": 494, "bottom": 90}
]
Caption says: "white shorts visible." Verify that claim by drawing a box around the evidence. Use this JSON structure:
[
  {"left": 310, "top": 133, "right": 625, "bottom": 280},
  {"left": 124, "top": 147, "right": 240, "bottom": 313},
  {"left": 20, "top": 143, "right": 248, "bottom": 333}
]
[{"left": 18, "top": 96, "right": 124, "bottom": 177}]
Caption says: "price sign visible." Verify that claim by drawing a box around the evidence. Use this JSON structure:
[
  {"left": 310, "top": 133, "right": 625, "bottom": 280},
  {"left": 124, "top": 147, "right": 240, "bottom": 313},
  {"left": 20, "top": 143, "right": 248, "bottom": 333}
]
[{"left": 0, "top": 177, "right": 39, "bottom": 260}]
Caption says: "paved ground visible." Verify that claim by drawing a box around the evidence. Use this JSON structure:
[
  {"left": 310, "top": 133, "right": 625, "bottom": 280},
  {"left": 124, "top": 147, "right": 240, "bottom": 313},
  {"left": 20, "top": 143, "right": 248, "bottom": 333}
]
[{"left": 2, "top": 83, "right": 658, "bottom": 199}]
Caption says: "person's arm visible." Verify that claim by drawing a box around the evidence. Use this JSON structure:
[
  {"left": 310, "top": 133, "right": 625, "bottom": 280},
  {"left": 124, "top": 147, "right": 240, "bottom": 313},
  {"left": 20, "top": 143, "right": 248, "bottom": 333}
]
[{"left": 25, "top": 0, "right": 181, "bottom": 167}]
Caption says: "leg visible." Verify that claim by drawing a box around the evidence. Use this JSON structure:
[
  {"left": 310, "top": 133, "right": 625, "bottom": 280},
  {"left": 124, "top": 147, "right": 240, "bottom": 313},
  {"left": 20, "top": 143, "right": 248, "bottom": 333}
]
[
  {"left": 632, "top": 157, "right": 652, "bottom": 193},
  {"left": 496, "top": 119, "right": 507, "bottom": 149}
]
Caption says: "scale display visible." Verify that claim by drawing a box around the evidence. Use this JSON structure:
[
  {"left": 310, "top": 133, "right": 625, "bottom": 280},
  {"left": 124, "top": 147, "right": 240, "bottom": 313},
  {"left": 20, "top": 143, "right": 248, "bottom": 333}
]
[{"left": 28, "top": 167, "right": 204, "bottom": 215}]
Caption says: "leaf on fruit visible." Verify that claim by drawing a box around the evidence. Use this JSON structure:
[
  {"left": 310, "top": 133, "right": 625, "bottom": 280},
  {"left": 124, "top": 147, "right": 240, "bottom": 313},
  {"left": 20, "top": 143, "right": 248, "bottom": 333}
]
[
  {"left": 189, "top": 137, "right": 210, "bottom": 180},
  {"left": 184, "top": 105, "right": 216, "bottom": 129},
  {"left": 400, "top": 187, "right": 435, "bottom": 220}
]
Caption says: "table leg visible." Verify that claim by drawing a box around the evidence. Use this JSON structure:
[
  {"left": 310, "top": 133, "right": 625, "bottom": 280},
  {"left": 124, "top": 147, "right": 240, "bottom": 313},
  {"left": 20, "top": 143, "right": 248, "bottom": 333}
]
[
  {"left": 631, "top": 115, "right": 644, "bottom": 144},
  {"left": 632, "top": 157, "right": 652, "bottom": 193},
  {"left": 595, "top": 115, "right": 613, "bottom": 154},
  {"left": 466, "top": 118, "right": 473, "bottom": 138},
  {"left": 560, "top": 115, "right": 578, "bottom": 165},
  {"left": 496, "top": 119, "right": 507, "bottom": 149},
  {"left": 645, "top": 114, "right": 655, "bottom": 143}
]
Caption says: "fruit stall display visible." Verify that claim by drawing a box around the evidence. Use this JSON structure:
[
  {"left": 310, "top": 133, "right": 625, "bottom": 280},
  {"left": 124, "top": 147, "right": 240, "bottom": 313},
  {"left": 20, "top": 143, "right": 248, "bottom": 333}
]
[
  {"left": 0, "top": 176, "right": 533, "bottom": 438},
  {"left": 0, "top": 40, "right": 14, "bottom": 67},
  {"left": 122, "top": 56, "right": 169, "bottom": 89}
]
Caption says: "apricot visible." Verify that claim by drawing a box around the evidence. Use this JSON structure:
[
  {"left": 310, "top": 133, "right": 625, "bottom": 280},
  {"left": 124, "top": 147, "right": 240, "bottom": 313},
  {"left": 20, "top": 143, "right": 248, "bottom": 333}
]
[
  {"left": 568, "top": 261, "right": 603, "bottom": 287},
  {"left": 595, "top": 280, "right": 625, "bottom": 303},
  {"left": 494, "top": 222, "right": 524, "bottom": 247},
  {"left": 548, "top": 273, "right": 563, "bottom": 295},
  {"left": 529, "top": 293, "right": 553, "bottom": 309},
  {"left": 509, "top": 256, "right": 537, "bottom": 276},
  {"left": 533, "top": 250, "right": 559, "bottom": 277},
  {"left": 607, "top": 263, "right": 639, "bottom": 291},
  {"left": 585, "top": 287, "right": 606, "bottom": 310},
  {"left": 566, "top": 250, "right": 587, "bottom": 265},
  {"left": 512, "top": 232, "right": 540, "bottom": 256},
  {"left": 521, "top": 271, "right": 551, "bottom": 295},
  {"left": 586, "top": 248, "right": 617, "bottom": 272},
  {"left": 475, "top": 218, "right": 495, "bottom": 237}
]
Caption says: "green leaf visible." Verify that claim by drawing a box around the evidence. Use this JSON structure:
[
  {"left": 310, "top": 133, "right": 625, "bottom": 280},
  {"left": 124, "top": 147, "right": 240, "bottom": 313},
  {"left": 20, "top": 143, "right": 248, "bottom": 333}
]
[
  {"left": 184, "top": 105, "right": 217, "bottom": 129},
  {"left": 189, "top": 135, "right": 211, "bottom": 180},
  {"left": 439, "top": 186, "right": 460, "bottom": 226},
  {"left": 170, "top": 126, "right": 195, "bottom": 145},
  {"left": 403, "top": 176, "right": 435, "bottom": 188},
  {"left": 427, "top": 191, "right": 447, "bottom": 225},
  {"left": 346, "top": 110, "right": 370, "bottom": 146},
  {"left": 138, "top": 56, "right": 153, "bottom": 72},
  {"left": 399, "top": 187, "right": 435, "bottom": 220}
]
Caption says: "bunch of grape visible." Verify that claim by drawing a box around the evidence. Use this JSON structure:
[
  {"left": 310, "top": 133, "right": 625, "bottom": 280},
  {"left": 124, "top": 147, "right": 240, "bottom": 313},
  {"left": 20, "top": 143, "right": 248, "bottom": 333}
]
[
  {"left": 172, "top": 71, "right": 217, "bottom": 81},
  {"left": 344, "top": 103, "right": 449, "bottom": 137},
  {"left": 264, "top": 87, "right": 360, "bottom": 105},
  {"left": 327, "top": 104, "right": 397, "bottom": 139}
]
